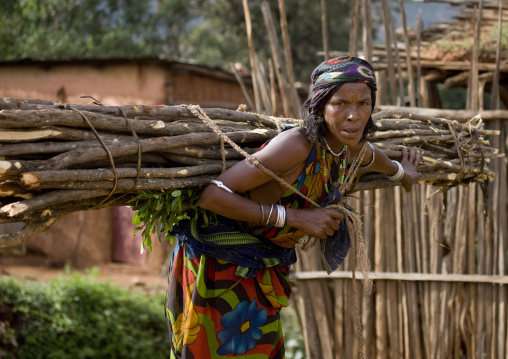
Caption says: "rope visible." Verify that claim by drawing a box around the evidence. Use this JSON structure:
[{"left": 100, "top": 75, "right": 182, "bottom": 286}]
[
  {"left": 447, "top": 121, "right": 466, "bottom": 181},
  {"left": 69, "top": 100, "right": 143, "bottom": 209},
  {"left": 68, "top": 107, "right": 118, "bottom": 207}
]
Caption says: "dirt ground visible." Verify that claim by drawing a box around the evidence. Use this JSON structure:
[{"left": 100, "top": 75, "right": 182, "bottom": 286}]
[{"left": 0, "top": 253, "right": 167, "bottom": 293}]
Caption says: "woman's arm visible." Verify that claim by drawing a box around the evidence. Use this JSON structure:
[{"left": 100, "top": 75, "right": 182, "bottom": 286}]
[
  {"left": 353, "top": 142, "right": 421, "bottom": 192},
  {"left": 199, "top": 127, "right": 345, "bottom": 239}
]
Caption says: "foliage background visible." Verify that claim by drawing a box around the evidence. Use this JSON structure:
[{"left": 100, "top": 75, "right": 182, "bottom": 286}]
[
  {"left": 0, "top": 271, "right": 169, "bottom": 358},
  {"left": 0, "top": 271, "right": 305, "bottom": 358},
  {"left": 0, "top": 0, "right": 357, "bottom": 82}
]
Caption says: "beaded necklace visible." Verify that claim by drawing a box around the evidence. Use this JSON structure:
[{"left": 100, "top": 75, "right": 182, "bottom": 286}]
[{"left": 321, "top": 144, "right": 349, "bottom": 193}]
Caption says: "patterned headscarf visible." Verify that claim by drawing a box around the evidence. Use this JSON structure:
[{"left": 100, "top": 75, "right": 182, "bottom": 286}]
[
  {"left": 310, "top": 56, "right": 377, "bottom": 90},
  {"left": 302, "top": 56, "right": 378, "bottom": 145}
]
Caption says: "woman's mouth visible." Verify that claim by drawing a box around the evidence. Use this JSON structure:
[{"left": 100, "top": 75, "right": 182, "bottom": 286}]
[{"left": 340, "top": 128, "right": 361, "bottom": 137}]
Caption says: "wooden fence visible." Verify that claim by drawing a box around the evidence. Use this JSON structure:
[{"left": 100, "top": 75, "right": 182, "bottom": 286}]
[{"left": 291, "top": 117, "right": 507, "bottom": 359}]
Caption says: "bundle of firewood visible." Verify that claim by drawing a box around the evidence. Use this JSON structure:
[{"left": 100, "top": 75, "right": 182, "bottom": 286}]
[{"left": 0, "top": 97, "right": 501, "bottom": 245}]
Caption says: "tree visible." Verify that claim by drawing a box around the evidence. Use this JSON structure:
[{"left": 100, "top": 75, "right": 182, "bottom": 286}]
[
  {"left": 0, "top": 0, "right": 194, "bottom": 60},
  {"left": 0, "top": 0, "right": 360, "bottom": 82},
  {"left": 186, "top": 0, "right": 354, "bottom": 82}
]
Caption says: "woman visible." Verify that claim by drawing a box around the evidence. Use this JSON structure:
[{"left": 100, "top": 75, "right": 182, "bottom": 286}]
[{"left": 166, "top": 56, "right": 421, "bottom": 358}]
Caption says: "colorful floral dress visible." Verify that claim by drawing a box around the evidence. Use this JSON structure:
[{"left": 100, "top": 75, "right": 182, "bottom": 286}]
[{"left": 166, "top": 141, "right": 350, "bottom": 358}]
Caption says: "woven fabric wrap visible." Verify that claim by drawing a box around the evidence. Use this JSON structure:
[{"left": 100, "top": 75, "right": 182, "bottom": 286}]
[
  {"left": 311, "top": 55, "right": 377, "bottom": 89},
  {"left": 171, "top": 216, "right": 296, "bottom": 279}
]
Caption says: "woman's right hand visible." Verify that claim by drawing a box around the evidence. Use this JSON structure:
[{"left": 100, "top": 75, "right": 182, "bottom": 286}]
[{"left": 287, "top": 207, "right": 345, "bottom": 239}]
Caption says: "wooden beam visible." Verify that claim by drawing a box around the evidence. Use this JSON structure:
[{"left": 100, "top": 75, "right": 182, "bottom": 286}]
[
  {"left": 444, "top": 71, "right": 470, "bottom": 88},
  {"left": 376, "top": 105, "right": 508, "bottom": 121},
  {"left": 290, "top": 271, "right": 508, "bottom": 284}
]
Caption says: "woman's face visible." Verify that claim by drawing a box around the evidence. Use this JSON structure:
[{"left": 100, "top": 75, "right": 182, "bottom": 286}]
[{"left": 323, "top": 83, "right": 372, "bottom": 148}]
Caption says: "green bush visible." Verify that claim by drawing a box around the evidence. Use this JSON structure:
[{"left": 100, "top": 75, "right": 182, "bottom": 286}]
[{"left": 0, "top": 272, "right": 168, "bottom": 359}]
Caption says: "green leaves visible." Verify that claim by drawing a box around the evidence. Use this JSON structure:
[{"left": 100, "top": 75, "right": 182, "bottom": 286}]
[
  {"left": 128, "top": 188, "right": 206, "bottom": 252},
  {"left": 0, "top": 274, "right": 168, "bottom": 358}
]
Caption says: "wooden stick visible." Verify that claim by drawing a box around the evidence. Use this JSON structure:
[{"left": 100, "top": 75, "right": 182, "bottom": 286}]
[
  {"left": 261, "top": 1, "right": 290, "bottom": 117},
  {"left": 0, "top": 98, "right": 279, "bottom": 127},
  {"left": 398, "top": 0, "right": 415, "bottom": 107},
  {"left": 381, "top": 0, "right": 397, "bottom": 104},
  {"left": 349, "top": 0, "right": 360, "bottom": 56},
  {"left": 0, "top": 129, "right": 276, "bottom": 175},
  {"left": 278, "top": 0, "right": 300, "bottom": 117},
  {"left": 20, "top": 165, "right": 228, "bottom": 185},
  {"left": 490, "top": 0, "right": 503, "bottom": 110},
  {"left": 0, "top": 109, "right": 260, "bottom": 135},
  {"left": 362, "top": 0, "right": 373, "bottom": 62},
  {"left": 19, "top": 175, "right": 215, "bottom": 192},
  {"left": 290, "top": 271, "right": 508, "bottom": 285}
]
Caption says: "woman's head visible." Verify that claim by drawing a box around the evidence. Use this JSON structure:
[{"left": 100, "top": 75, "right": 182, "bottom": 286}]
[{"left": 302, "top": 56, "right": 378, "bottom": 145}]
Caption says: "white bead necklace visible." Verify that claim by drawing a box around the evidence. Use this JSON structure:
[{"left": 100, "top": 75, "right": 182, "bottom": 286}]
[{"left": 323, "top": 137, "right": 345, "bottom": 157}]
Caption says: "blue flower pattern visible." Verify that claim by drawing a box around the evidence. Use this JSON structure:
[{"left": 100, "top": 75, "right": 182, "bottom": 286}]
[{"left": 216, "top": 299, "right": 267, "bottom": 356}]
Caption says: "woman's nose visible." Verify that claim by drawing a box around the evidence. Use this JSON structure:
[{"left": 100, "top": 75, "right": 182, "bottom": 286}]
[{"left": 347, "top": 106, "right": 359, "bottom": 120}]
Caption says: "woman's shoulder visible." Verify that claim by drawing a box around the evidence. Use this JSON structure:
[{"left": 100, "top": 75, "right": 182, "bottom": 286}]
[
  {"left": 271, "top": 126, "right": 311, "bottom": 151},
  {"left": 253, "top": 127, "right": 312, "bottom": 173}
]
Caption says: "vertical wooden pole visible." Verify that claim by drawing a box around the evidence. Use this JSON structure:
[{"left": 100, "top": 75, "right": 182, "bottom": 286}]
[
  {"left": 416, "top": 9, "right": 423, "bottom": 108},
  {"left": 381, "top": 0, "right": 398, "bottom": 105},
  {"left": 468, "top": 2, "right": 483, "bottom": 111},
  {"left": 490, "top": 0, "right": 503, "bottom": 110},
  {"left": 390, "top": 11, "right": 406, "bottom": 106},
  {"left": 376, "top": 70, "right": 388, "bottom": 105},
  {"left": 242, "top": 0, "right": 261, "bottom": 113},
  {"left": 374, "top": 188, "right": 388, "bottom": 359},
  {"left": 268, "top": 59, "right": 277, "bottom": 115},
  {"left": 230, "top": 62, "right": 256, "bottom": 111},
  {"left": 362, "top": 0, "right": 373, "bottom": 62},
  {"left": 398, "top": 0, "right": 416, "bottom": 107},
  {"left": 362, "top": 190, "right": 376, "bottom": 358},
  {"left": 278, "top": 0, "right": 301, "bottom": 117},
  {"left": 321, "top": 0, "right": 330, "bottom": 60},
  {"left": 254, "top": 55, "right": 273, "bottom": 114},
  {"left": 493, "top": 120, "right": 507, "bottom": 358},
  {"left": 261, "top": 1, "right": 290, "bottom": 117},
  {"left": 349, "top": 0, "right": 360, "bottom": 56}
]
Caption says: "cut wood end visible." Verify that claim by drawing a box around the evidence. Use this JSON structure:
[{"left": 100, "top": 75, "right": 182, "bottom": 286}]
[
  {"left": 0, "top": 129, "right": 62, "bottom": 141},
  {"left": 0, "top": 161, "right": 12, "bottom": 174},
  {"left": 252, "top": 129, "right": 269, "bottom": 134},
  {"left": 16, "top": 193, "right": 32, "bottom": 199},
  {"left": 151, "top": 120, "right": 165, "bottom": 130},
  {"left": 1, "top": 202, "right": 29, "bottom": 217},
  {"left": 176, "top": 169, "right": 189, "bottom": 175},
  {"left": 21, "top": 173, "right": 39, "bottom": 186}
]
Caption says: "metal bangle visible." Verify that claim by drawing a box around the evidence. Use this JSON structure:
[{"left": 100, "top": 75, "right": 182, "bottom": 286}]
[
  {"left": 275, "top": 205, "right": 286, "bottom": 227},
  {"left": 359, "top": 142, "right": 376, "bottom": 169},
  {"left": 265, "top": 204, "right": 274, "bottom": 226},
  {"left": 210, "top": 180, "right": 234, "bottom": 193},
  {"left": 387, "top": 160, "right": 404, "bottom": 181},
  {"left": 259, "top": 202, "right": 265, "bottom": 225}
]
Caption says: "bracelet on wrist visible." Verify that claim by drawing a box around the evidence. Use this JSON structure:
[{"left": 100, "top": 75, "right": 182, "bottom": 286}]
[{"left": 387, "top": 160, "right": 404, "bottom": 181}]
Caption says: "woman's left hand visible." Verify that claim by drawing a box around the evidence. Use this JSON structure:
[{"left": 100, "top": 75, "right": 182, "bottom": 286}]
[{"left": 400, "top": 147, "right": 421, "bottom": 192}]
